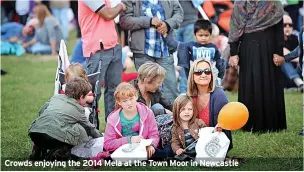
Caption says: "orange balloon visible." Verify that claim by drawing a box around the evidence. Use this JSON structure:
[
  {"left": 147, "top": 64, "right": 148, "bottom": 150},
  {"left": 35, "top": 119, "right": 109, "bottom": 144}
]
[{"left": 218, "top": 102, "right": 249, "bottom": 130}]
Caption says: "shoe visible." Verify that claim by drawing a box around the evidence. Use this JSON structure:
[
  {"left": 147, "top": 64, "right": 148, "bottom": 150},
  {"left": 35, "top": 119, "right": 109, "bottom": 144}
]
[
  {"left": 1, "top": 70, "right": 7, "bottom": 75},
  {"left": 29, "top": 145, "right": 47, "bottom": 160},
  {"left": 299, "top": 84, "right": 303, "bottom": 93},
  {"left": 47, "top": 146, "right": 72, "bottom": 161},
  {"left": 299, "top": 130, "right": 304, "bottom": 136}
]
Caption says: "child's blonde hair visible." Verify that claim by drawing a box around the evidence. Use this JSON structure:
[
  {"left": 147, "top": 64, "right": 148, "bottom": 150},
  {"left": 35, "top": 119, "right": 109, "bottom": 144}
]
[
  {"left": 65, "top": 63, "right": 88, "bottom": 82},
  {"left": 172, "top": 95, "right": 197, "bottom": 127},
  {"left": 114, "top": 82, "right": 138, "bottom": 109}
]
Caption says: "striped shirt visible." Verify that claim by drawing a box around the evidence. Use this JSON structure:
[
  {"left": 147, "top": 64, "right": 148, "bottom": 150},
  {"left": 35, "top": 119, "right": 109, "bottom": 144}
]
[
  {"left": 184, "top": 129, "right": 196, "bottom": 151},
  {"left": 142, "top": 0, "right": 169, "bottom": 58}
]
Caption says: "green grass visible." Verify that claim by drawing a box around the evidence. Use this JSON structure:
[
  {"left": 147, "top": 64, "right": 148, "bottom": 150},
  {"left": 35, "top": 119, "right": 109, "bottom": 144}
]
[{"left": 1, "top": 31, "right": 303, "bottom": 171}]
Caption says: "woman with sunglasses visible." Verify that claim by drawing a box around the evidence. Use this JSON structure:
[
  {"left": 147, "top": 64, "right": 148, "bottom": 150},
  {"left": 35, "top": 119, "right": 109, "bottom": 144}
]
[
  {"left": 228, "top": 1, "right": 287, "bottom": 132},
  {"left": 187, "top": 59, "right": 233, "bottom": 151}
]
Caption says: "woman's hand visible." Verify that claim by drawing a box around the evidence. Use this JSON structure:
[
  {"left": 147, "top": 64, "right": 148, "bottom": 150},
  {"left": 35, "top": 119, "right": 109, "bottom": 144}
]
[
  {"left": 165, "top": 109, "right": 173, "bottom": 115},
  {"left": 273, "top": 54, "right": 285, "bottom": 66},
  {"left": 175, "top": 148, "right": 185, "bottom": 155},
  {"left": 146, "top": 145, "right": 155, "bottom": 158},
  {"left": 229, "top": 55, "right": 239, "bottom": 68}
]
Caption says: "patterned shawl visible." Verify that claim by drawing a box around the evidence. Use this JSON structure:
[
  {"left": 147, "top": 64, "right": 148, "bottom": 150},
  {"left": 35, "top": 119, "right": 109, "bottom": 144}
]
[{"left": 228, "top": 0, "right": 284, "bottom": 43}]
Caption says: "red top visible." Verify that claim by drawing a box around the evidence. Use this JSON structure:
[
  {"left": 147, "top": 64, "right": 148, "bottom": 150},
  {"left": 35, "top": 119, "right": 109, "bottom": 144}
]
[{"left": 193, "top": 96, "right": 210, "bottom": 126}]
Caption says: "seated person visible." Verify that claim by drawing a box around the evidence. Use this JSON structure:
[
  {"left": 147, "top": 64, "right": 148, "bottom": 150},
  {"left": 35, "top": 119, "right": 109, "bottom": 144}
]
[
  {"left": 281, "top": 13, "right": 303, "bottom": 89},
  {"left": 1, "top": 21, "right": 35, "bottom": 43},
  {"left": 23, "top": 4, "right": 63, "bottom": 55},
  {"left": 1, "top": 21, "right": 36, "bottom": 56},
  {"left": 104, "top": 82, "right": 159, "bottom": 159},
  {"left": 131, "top": 61, "right": 172, "bottom": 116},
  {"left": 171, "top": 95, "right": 206, "bottom": 160},
  {"left": 28, "top": 77, "right": 102, "bottom": 160}
]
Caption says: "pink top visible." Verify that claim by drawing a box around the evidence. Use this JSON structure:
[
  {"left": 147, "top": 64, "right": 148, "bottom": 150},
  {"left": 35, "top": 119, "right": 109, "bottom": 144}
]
[
  {"left": 78, "top": 0, "right": 118, "bottom": 57},
  {"left": 104, "top": 102, "right": 160, "bottom": 152}
]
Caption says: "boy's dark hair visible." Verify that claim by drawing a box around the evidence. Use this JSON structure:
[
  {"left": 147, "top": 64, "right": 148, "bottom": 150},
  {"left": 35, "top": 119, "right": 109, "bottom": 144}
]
[
  {"left": 194, "top": 19, "right": 212, "bottom": 34},
  {"left": 65, "top": 77, "right": 92, "bottom": 100}
]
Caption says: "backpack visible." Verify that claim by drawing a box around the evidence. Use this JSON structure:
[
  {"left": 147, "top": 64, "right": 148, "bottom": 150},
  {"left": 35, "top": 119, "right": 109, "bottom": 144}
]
[{"left": 155, "top": 114, "right": 173, "bottom": 148}]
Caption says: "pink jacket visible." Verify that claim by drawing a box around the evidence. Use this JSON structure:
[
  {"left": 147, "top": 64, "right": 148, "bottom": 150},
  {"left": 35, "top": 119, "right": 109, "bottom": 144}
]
[{"left": 104, "top": 102, "right": 159, "bottom": 152}]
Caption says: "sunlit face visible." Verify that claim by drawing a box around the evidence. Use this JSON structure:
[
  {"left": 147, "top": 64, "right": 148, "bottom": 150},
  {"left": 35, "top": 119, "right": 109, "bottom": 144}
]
[
  {"left": 179, "top": 101, "right": 194, "bottom": 123},
  {"left": 195, "top": 29, "right": 211, "bottom": 44},
  {"left": 145, "top": 76, "right": 164, "bottom": 93},
  {"left": 193, "top": 62, "right": 212, "bottom": 87},
  {"left": 117, "top": 96, "right": 138, "bottom": 112}
]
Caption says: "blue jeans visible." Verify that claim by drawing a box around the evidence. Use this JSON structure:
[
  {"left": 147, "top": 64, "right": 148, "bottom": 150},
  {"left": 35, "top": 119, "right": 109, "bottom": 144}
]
[
  {"left": 51, "top": 8, "right": 70, "bottom": 40},
  {"left": 70, "top": 39, "right": 86, "bottom": 66},
  {"left": 27, "top": 42, "right": 52, "bottom": 54},
  {"left": 86, "top": 44, "right": 123, "bottom": 121},
  {"left": 281, "top": 62, "right": 301, "bottom": 80},
  {"left": 175, "top": 24, "right": 195, "bottom": 94},
  {"left": 133, "top": 53, "right": 178, "bottom": 102}
]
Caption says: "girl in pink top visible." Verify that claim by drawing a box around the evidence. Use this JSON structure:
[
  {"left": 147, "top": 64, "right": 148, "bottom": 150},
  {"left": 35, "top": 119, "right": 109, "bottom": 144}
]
[{"left": 103, "top": 83, "right": 159, "bottom": 158}]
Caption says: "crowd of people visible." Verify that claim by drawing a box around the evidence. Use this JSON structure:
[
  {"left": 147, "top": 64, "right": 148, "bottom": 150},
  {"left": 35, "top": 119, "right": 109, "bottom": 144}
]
[{"left": 1, "top": 0, "right": 303, "bottom": 163}]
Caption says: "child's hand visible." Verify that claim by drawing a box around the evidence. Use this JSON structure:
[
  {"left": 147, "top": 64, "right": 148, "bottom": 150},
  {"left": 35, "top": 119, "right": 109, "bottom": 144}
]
[
  {"left": 215, "top": 126, "right": 222, "bottom": 132},
  {"left": 162, "top": 33, "right": 168, "bottom": 37},
  {"left": 131, "top": 135, "right": 142, "bottom": 143},
  {"left": 146, "top": 145, "right": 155, "bottom": 158},
  {"left": 175, "top": 148, "right": 184, "bottom": 155}
]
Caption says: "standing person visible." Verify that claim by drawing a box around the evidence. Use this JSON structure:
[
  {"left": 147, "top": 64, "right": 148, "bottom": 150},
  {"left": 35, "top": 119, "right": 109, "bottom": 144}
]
[
  {"left": 187, "top": 59, "right": 233, "bottom": 151},
  {"left": 228, "top": 1, "right": 287, "bottom": 132},
  {"left": 120, "top": 0, "right": 184, "bottom": 102},
  {"left": 163, "top": 19, "right": 226, "bottom": 86},
  {"left": 78, "top": 0, "right": 126, "bottom": 121},
  {"left": 175, "top": 0, "right": 201, "bottom": 94},
  {"left": 16, "top": 0, "right": 30, "bottom": 25},
  {"left": 49, "top": 0, "right": 70, "bottom": 40},
  {"left": 70, "top": 0, "right": 81, "bottom": 38}
]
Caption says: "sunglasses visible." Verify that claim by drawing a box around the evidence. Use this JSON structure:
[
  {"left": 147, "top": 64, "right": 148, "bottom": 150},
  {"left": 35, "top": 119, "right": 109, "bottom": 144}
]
[
  {"left": 284, "top": 23, "right": 293, "bottom": 28},
  {"left": 193, "top": 68, "right": 212, "bottom": 76}
]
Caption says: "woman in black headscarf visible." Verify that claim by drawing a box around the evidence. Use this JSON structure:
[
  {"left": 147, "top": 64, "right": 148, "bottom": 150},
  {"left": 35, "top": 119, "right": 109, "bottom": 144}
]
[{"left": 228, "top": 1, "right": 287, "bottom": 132}]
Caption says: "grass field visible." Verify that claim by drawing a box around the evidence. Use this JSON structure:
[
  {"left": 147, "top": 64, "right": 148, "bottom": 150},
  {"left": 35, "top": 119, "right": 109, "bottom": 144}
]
[{"left": 1, "top": 31, "right": 303, "bottom": 171}]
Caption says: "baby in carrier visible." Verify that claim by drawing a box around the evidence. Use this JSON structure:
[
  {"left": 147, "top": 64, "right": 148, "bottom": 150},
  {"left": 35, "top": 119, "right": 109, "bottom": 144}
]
[{"left": 61, "top": 63, "right": 94, "bottom": 119}]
